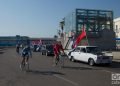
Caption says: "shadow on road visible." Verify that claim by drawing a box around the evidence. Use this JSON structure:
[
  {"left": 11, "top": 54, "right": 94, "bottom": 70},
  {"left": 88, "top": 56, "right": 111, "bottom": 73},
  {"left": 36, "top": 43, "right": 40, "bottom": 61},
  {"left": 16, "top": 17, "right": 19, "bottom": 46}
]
[
  {"left": 26, "top": 70, "right": 65, "bottom": 75},
  {"left": 0, "top": 51, "right": 4, "bottom": 54},
  {"left": 109, "top": 61, "right": 120, "bottom": 68},
  {"left": 62, "top": 66, "right": 99, "bottom": 70},
  {"left": 0, "top": 48, "right": 5, "bottom": 54},
  {"left": 71, "top": 60, "right": 120, "bottom": 69},
  {"left": 94, "top": 61, "right": 120, "bottom": 68}
]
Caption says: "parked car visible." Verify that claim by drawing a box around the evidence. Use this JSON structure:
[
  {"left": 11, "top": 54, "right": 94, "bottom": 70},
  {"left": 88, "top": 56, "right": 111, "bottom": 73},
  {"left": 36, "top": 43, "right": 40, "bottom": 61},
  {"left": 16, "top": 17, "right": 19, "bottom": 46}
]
[
  {"left": 68, "top": 46, "right": 113, "bottom": 66},
  {"left": 41, "top": 44, "right": 54, "bottom": 56},
  {"left": 33, "top": 45, "right": 41, "bottom": 52}
]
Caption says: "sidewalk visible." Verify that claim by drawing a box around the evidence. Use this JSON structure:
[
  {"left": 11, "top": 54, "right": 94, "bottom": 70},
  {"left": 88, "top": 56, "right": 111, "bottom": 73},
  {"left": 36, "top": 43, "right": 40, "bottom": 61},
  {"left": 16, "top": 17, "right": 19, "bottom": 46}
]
[{"left": 112, "top": 51, "right": 120, "bottom": 62}]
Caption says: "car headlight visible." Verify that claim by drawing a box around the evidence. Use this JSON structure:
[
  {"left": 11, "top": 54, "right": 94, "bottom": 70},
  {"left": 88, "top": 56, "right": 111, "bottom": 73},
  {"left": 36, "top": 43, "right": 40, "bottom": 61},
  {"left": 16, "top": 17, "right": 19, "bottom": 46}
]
[{"left": 47, "top": 51, "right": 50, "bottom": 52}]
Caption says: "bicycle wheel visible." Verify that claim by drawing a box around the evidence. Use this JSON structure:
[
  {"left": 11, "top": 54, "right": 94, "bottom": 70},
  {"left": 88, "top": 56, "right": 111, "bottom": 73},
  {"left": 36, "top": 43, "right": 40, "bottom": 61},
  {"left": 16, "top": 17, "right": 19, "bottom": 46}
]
[
  {"left": 20, "top": 63, "right": 25, "bottom": 71},
  {"left": 59, "top": 55, "right": 64, "bottom": 68},
  {"left": 26, "top": 63, "right": 29, "bottom": 71}
]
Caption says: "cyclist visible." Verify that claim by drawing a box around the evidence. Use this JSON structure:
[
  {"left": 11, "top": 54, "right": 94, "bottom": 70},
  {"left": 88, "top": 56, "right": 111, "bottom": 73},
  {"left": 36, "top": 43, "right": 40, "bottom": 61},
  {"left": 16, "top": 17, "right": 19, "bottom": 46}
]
[
  {"left": 53, "top": 41, "right": 65, "bottom": 66},
  {"left": 20, "top": 44, "right": 32, "bottom": 70}
]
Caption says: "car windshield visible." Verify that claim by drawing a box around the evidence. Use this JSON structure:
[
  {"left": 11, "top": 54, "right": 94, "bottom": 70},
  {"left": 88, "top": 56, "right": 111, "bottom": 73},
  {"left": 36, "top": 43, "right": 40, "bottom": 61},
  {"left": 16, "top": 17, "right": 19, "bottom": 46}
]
[
  {"left": 34, "top": 45, "right": 38, "bottom": 47},
  {"left": 46, "top": 45, "right": 53, "bottom": 50},
  {"left": 86, "top": 47, "right": 101, "bottom": 54}
]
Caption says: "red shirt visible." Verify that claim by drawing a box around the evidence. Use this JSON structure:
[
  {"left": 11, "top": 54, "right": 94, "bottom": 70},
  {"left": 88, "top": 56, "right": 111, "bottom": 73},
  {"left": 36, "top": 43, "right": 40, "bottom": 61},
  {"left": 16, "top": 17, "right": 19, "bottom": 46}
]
[
  {"left": 53, "top": 44, "right": 64, "bottom": 55},
  {"left": 53, "top": 44, "right": 58, "bottom": 55}
]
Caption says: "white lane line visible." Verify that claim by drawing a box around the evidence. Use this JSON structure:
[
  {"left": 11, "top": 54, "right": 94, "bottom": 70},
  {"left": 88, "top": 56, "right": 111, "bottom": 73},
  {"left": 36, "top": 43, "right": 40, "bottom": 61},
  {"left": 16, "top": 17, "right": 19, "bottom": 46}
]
[
  {"left": 54, "top": 75, "right": 79, "bottom": 86},
  {"left": 102, "top": 70, "right": 114, "bottom": 73},
  {"left": 101, "top": 69, "right": 119, "bottom": 74}
]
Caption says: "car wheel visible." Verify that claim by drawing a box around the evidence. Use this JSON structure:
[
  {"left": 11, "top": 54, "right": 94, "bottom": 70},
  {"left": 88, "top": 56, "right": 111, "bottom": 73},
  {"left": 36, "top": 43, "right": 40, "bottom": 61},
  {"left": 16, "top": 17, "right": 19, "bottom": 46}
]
[
  {"left": 89, "top": 59, "right": 95, "bottom": 66},
  {"left": 71, "top": 56, "right": 75, "bottom": 62},
  {"left": 41, "top": 52, "right": 43, "bottom": 55}
]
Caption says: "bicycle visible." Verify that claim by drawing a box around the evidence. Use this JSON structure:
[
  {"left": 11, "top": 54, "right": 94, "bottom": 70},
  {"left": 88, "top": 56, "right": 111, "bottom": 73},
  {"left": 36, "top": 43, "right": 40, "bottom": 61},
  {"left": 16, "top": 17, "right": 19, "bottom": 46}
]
[
  {"left": 20, "top": 61, "right": 29, "bottom": 72},
  {"left": 54, "top": 53, "right": 65, "bottom": 68},
  {"left": 20, "top": 54, "right": 30, "bottom": 72},
  {"left": 20, "top": 45, "right": 32, "bottom": 72}
]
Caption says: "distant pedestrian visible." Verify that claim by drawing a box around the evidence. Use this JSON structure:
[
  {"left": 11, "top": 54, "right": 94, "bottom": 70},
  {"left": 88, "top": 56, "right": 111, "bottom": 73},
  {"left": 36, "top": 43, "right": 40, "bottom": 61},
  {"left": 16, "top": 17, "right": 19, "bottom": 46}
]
[{"left": 16, "top": 43, "right": 20, "bottom": 54}]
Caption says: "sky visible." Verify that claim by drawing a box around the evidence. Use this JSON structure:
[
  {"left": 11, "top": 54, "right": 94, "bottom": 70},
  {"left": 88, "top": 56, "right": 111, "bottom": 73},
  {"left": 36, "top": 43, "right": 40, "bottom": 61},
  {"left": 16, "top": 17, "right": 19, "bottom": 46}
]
[{"left": 0, "top": 0, "right": 120, "bottom": 38}]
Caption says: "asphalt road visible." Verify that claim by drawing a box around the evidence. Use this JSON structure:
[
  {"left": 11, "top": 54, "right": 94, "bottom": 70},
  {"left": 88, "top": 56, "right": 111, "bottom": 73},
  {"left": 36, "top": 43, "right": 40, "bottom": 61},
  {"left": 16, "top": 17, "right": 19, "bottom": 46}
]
[{"left": 0, "top": 48, "right": 120, "bottom": 86}]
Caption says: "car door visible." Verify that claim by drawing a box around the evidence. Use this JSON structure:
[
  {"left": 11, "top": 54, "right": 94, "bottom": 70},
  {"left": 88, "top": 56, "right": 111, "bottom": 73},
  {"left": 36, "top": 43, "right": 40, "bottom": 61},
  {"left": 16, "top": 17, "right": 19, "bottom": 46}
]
[
  {"left": 72, "top": 47, "right": 81, "bottom": 61},
  {"left": 78, "top": 47, "right": 89, "bottom": 62}
]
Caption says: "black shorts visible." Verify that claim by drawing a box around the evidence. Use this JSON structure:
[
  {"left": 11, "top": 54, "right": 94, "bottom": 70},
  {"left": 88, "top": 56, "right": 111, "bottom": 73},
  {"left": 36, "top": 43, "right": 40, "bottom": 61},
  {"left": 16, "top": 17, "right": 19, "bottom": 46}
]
[{"left": 22, "top": 53, "right": 29, "bottom": 58}]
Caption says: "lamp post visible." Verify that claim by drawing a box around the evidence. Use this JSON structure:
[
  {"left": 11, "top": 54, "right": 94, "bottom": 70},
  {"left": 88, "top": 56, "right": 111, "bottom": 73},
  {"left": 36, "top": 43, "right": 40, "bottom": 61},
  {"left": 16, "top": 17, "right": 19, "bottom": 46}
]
[{"left": 60, "top": 19, "right": 65, "bottom": 37}]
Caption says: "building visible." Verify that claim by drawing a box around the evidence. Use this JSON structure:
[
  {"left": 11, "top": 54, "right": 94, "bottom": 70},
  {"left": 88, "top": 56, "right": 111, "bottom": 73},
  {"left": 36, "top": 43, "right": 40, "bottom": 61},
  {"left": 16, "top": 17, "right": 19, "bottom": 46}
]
[
  {"left": 61, "top": 8, "right": 116, "bottom": 50},
  {"left": 114, "top": 17, "right": 120, "bottom": 38},
  {"left": 114, "top": 17, "right": 120, "bottom": 49},
  {"left": 0, "top": 35, "right": 30, "bottom": 47},
  {"left": 30, "top": 38, "right": 56, "bottom": 45},
  {"left": 0, "top": 35, "right": 56, "bottom": 47}
]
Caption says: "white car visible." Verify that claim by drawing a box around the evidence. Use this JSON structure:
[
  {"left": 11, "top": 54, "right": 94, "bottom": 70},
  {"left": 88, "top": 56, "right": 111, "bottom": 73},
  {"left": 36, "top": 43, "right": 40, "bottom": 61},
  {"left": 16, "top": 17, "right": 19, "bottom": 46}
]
[{"left": 68, "top": 46, "right": 113, "bottom": 66}]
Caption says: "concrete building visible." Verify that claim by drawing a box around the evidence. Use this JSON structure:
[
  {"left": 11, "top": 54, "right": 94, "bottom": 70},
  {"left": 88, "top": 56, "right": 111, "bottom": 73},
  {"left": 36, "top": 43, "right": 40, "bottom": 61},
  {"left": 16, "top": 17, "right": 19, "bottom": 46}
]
[
  {"left": 114, "top": 17, "right": 120, "bottom": 38},
  {"left": 60, "top": 9, "right": 116, "bottom": 50},
  {"left": 0, "top": 36, "right": 56, "bottom": 47},
  {"left": 30, "top": 38, "right": 56, "bottom": 45},
  {"left": 0, "top": 35, "right": 30, "bottom": 47},
  {"left": 114, "top": 17, "right": 120, "bottom": 49}
]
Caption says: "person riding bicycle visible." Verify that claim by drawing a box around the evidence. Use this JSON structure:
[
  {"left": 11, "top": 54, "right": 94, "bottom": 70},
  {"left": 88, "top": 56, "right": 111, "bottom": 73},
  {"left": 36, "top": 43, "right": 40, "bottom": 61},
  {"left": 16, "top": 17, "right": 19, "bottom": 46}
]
[
  {"left": 20, "top": 44, "right": 32, "bottom": 70},
  {"left": 53, "top": 41, "right": 65, "bottom": 65}
]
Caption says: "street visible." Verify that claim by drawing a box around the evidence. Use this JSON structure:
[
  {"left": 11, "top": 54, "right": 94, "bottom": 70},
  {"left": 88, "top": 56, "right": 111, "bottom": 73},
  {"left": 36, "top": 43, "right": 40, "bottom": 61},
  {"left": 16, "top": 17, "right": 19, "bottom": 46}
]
[{"left": 0, "top": 48, "right": 120, "bottom": 86}]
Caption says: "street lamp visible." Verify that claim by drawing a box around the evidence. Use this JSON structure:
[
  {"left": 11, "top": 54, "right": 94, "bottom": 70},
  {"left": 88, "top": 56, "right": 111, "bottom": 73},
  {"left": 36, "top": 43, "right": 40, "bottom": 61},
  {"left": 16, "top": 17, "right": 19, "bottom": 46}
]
[{"left": 60, "top": 19, "right": 65, "bottom": 37}]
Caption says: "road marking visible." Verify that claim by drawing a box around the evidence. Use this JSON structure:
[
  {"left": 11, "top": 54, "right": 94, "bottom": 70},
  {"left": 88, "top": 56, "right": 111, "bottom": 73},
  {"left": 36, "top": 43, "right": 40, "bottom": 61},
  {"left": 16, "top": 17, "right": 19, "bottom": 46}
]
[
  {"left": 101, "top": 69, "right": 119, "bottom": 74},
  {"left": 54, "top": 75, "right": 79, "bottom": 86},
  {"left": 102, "top": 70, "right": 114, "bottom": 73}
]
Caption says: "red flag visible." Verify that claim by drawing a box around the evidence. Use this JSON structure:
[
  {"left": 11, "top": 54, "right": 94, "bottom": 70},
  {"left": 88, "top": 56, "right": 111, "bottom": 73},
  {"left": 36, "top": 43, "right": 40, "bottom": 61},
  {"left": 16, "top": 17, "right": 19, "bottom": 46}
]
[
  {"left": 39, "top": 40, "right": 42, "bottom": 45},
  {"left": 73, "top": 27, "right": 86, "bottom": 48}
]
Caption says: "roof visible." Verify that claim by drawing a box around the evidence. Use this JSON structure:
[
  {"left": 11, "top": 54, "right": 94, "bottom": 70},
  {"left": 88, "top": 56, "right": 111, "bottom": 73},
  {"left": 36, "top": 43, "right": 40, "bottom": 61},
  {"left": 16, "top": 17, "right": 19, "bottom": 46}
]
[
  {"left": 77, "top": 46, "right": 97, "bottom": 48},
  {"left": 30, "top": 38, "right": 56, "bottom": 40},
  {"left": 114, "top": 17, "right": 120, "bottom": 22},
  {"left": 0, "top": 36, "right": 29, "bottom": 40}
]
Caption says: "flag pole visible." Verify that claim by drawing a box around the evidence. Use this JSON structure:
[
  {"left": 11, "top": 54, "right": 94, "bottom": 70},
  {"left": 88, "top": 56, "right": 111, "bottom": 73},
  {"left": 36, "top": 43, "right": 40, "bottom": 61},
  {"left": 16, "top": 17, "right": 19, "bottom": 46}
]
[{"left": 84, "top": 25, "right": 89, "bottom": 46}]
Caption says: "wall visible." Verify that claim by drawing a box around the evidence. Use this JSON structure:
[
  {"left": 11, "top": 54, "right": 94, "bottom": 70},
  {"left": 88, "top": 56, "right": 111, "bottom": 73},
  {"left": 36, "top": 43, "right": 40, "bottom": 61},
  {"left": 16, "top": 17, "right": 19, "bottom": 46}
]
[
  {"left": 88, "top": 29, "right": 116, "bottom": 50},
  {"left": 114, "top": 17, "right": 120, "bottom": 38}
]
